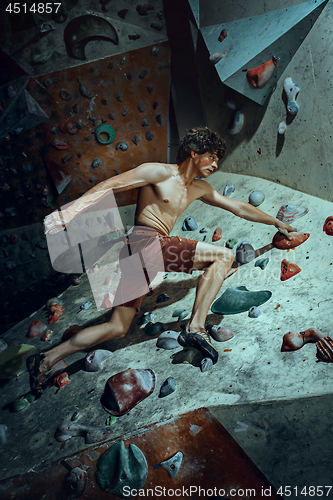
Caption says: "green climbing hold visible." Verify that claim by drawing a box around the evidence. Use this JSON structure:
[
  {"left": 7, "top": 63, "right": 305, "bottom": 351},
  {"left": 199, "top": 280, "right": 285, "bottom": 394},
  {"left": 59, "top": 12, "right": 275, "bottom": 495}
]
[
  {"left": 95, "top": 123, "right": 116, "bottom": 145},
  {"left": 96, "top": 441, "right": 148, "bottom": 497},
  {"left": 105, "top": 415, "right": 117, "bottom": 426},
  {"left": 211, "top": 286, "right": 272, "bottom": 315}
]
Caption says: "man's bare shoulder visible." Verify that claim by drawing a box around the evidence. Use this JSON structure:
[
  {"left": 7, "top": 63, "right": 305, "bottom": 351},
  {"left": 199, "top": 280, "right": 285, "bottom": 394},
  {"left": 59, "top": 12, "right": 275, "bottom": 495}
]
[
  {"left": 135, "top": 161, "right": 176, "bottom": 182},
  {"left": 192, "top": 178, "right": 214, "bottom": 194}
]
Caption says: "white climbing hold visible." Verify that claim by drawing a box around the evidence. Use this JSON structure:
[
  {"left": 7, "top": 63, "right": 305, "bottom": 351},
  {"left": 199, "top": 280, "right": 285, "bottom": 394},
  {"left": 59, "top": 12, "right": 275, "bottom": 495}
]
[
  {"left": 228, "top": 110, "right": 244, "bottom": 135},
  {"left": 283, "top": 77, "right": 299, "bottom": 115},
  {"left": 278, "top": 121, "right": 287, "bottom": 134}
]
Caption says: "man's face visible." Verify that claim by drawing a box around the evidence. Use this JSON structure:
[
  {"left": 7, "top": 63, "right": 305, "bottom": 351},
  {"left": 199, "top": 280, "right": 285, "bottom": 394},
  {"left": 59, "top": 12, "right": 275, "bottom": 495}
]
[{"left": 192, "top": 151, "right": 219, "bottom": 177}]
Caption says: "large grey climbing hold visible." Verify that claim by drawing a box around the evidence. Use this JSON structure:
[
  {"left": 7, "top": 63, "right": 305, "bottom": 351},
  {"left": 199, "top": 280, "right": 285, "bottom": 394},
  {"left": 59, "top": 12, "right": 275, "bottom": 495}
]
[
  {"left": 115, "top": 142, "right": 128, "bottom": 151},
  {"left": 235, "top": 241, "right": 255, "bottom": 264},
  {"left": 156, "top": 330, "right": 180, "bottom": 350},
  {"left": 92, "top": 159, "right": 100, "bottom": 168},
  {"left": 255, "top": 258, "right": 269, "bottom": 270},
  {"left": 200, "top": 357, "right": 213, "bottom": 372},
  {"left": 0, "top": 424, "right": 8, "bottom": 445},
  {"left": 159, "top": 452, "right": 183, "bottom": 478},
  {"left": 248, "top": 306, "right": 261, "bottom": 318},
  {"left": 159, "top": 377, "right": 177, "bottom": 398},
  {"left": 249, "top": 190, "right": 265, "bottom": 207},
  {"left": 182, "top": 216, "right": 198, "bottom": 231},
  {"left": 223, "top": 182, "right": 235, "bottom": 197},
  {"left": 228, "top": 109, "right": 244, "bottom": 135}
]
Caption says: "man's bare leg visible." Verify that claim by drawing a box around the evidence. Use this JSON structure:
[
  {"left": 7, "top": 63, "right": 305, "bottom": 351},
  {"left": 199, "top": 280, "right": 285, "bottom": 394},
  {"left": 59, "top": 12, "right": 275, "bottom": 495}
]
[
  {"left": 187, "top": 242, "right": 234, "bottom": 332},
  {"left": 30, "top": 305, "right": 136, "bottom": 392}
]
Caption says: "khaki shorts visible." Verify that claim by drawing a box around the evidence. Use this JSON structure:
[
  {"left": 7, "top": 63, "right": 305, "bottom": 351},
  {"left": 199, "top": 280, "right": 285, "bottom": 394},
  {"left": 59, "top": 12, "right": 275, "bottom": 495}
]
[{"left": 113, "top": 226, "right": 198, "bottom": 311}]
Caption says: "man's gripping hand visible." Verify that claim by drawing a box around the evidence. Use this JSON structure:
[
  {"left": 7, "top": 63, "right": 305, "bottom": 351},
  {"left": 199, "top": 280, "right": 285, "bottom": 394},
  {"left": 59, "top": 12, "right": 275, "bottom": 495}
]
[{"left": 274, "top": 220, "right": 297, "bottom": 240}]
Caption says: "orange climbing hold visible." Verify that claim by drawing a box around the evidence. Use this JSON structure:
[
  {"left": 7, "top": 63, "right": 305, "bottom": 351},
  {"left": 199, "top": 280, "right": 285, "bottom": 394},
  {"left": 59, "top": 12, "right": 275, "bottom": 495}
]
[
  {"left": 280, "top": 259, "right": 301, "bottom": 281},
  {"left": 272, "top": 231, "right": 309, "bottom": 250},
  {"left": 247, "top": 56, "right": 278, "bottom": 89},
  {"left": 323, "top": 216, "right": 333, "bottom": 235},
  {"left": 212, "top": 227, "right": 222, "bottom": 242}
]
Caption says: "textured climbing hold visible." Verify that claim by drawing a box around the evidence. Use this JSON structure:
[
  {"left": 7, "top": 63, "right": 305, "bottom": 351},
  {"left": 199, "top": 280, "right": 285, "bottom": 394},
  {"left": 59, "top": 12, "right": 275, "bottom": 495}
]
[
  {"left": 278, "top": 121, "right": 287, "bottom": 134},
  {"left": 276, "top": 204, "right": 308, "bottom": 224},
  {"left": 316, "top": 337, "right": 333, "bottom": 362},
  {"left": 96, "top": 441, "right": 148, "bottom": 495},
  {"left": 95, "top": 123, "right": 116, "bottom": 145},
  {"left": 281, "top": 328, "right": 325, "bottom": 352},
  {"left": 280, "top": 259, "right": 301, "bottom": 281},
  {"left": 77, "top": 79, "right": 94, "bottom": 99},
  {"left": 55, "top": 421, "right": 111, "bottom": 444},
  {"left": 283, "top": 77, "right": 299, "bottom": 115},
  {"left": 225, "top": 238, "right": 237, "bottom": 249},
  {"left": 65, "top": 464, "right": 89, "bottom": 498},
  {"left": 159, "top": 377, "right": 177, "bottom": 398},
  {"left": 249, "top": 190, "right": 265, "bottom": 207},
  {"left": 255, "top": 257, "right": 269, "bottom": 270},
  {"left": 0, "top": 424, "right": 7, "bottom": 445},
  {"left": 101, "top": 368, "right": 155, "bottom": 416},
  {"left": 208, "top": 325, "right": 234, "bottom": 342},
  {"left": 247, "top": 56, "right": 278, "bottom": 89},
  {"left": 137, "top": 311, "right": 156, "bottom": 326},
  {"left": 156, "top": 330, "right": 180, "bottom": 350},
  {"left": 228, "top": 109, "right": 244, "bottom": 135},
  {"left": 209, "top": 52, "right": 226, "bottom": 64},
  {"left": 157, "top": 293, "right": 171, "bottom": 303},
  {"left": 272, "top": 231, "right": 310, "bottom": 250},
  {"left": 223, "top": 181, "right": 235, "bottom": 197},
  {"left": 212, "top": 286, "right": 272, "bottom": 315},
  {"left": 236, "top": 241, "right": 255, "bottom": 263},
  {"left": 248, "top": 306, "right": 261, "bottom": 318},
  {"left": 105, "top": 415, "right": 117, "bottom": 426},
  {"left": 144, "top": 322, "right": 166, "bottom": 336},
  {"left": 139, "top": 69, "right": 148, "bottom": 79},
  {"left": 84, "top": 349, "right": 113, "bottom": 372},
  {"left": 182, "top": 216, "right": 198, "bottom": 231},
  {"left": 27, "top": 320, "right": 48, "bottom": 338},
  {"left": 54, "top": 372, "right": 71, "bottom": 389},
  {"left": 92, "top": 159, "right": 101, "bottom": 168},
  {"left": 323, "top": 216, "right": 333, "bottom": 236},
  {"left": 115, "top": 142, "right": 129, "bottom": 151},
  {"left": 41, "top": 329, "right": 53, "bottom": 342},
  {"left": 212, "top": 227, "right": 222, "bottom": 242}
]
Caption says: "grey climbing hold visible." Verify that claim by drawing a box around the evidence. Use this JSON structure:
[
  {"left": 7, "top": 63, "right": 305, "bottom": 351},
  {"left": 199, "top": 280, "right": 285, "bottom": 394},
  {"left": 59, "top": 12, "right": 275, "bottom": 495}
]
[
  {"left": 142, "top": 119, "right": 148, "bottom": 127},
  {"left": 159, "top": 377, "right": 177, "bottom": 398},
  {"left": 200, "top": 357, "right": 213, "bottom": 372},
  {"left": 248, "top": 306, "right": 261, "bottom": 318},
  {"left": 127, "top": 73, "right": 132, "bottom": 79},
  {"left": 108, "top": 61, "right": 114, "bottom": 69},
  {"left": 159, "top": 452, "right": 183, "bottom": 478},
  {"left": 228, "top": 109, "right": 244, "bottom": 135},
  {"left": 137, "top": 103, "right": 144, "bottom": 112},
  {"left": 115, "top": 91, "right": 123, "bottom": 102},
  {"left": 132, "top": 135, "right": 139, "bottom": 145},
  {"left": 178, "top": 309, "right": 190, "bottom": 321},
  {"left": 235, "top": 241, "right": 255, "bottom": 264},
  {"left": 249, "top": 190, "right": 265, "bottom": 207},
  {"left": 115, "top": 142, "right": 128, "bottom": 151},
  {"left": 223, "top": 182, "right": 235, "bottom": 197},
  {"left": 155, "top": 113, "right": 162, "bottom": 125},
  {"left": 77, "top": 79, "right": 94, "bottom": 99},
  {"left": 182, "top": 216, "right": 198, "bottom": 231},
  {"left": 122, "top": 109, "right": 128, "bottom": 116},
  {"left": 157, "top": 293, "right": 171, "bottom": 303},
  {"left": 139, "top": 69, "right": 148, "bottom": 79},
  {"left": 156, "top": 330, "right": 180, "bottom": 350},
  {"left": 151, "top": 22, "right": 162, "bottom": 31},
  {"left": 0, "top": 424, "right": 7, "bottom": 445},
  {"left": 144, "top": 322, "right": 166, "bottom": 336},
  {"left": 255, "top": 258, "right": 269, "bottom": 270},
  {"left": 150, "top": 46, "right": 160, "bottom": 57},
  {"left": 92, "top": 159, "right": 100, "bottom": 168},
  {"left": 199, "top": 227, "right": 209, "bottom": 233},
  {"left": 146, "top": 131, "right": 153, "bottom": 141},
  {"left": 108, "top": 113, "right": 115, "bottom": 120},
  {"left": 147, "top": 86, "right": 153, "bottom": 94}
]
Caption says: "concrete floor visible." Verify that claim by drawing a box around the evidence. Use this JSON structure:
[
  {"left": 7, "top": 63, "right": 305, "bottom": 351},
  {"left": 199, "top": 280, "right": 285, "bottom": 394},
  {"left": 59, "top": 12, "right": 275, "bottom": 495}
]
[{"left": 1, "top": 169, "right": 333, "bottom": 495}]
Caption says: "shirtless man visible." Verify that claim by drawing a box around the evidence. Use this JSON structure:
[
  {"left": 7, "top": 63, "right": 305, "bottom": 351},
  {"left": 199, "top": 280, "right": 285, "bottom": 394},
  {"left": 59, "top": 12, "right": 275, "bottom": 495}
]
[{"left": 27, "top": 127, "right": 295, "bottom": 397}]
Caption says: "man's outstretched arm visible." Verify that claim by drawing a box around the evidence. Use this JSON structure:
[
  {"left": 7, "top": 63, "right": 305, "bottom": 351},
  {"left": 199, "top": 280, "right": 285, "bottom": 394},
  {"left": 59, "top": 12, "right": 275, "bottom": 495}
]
[
  {"left": 199, "top": 183, "right": 296, "bottom": 239},
  {"left": 44, "top": 162, "right": 169, "bottom": 234}
]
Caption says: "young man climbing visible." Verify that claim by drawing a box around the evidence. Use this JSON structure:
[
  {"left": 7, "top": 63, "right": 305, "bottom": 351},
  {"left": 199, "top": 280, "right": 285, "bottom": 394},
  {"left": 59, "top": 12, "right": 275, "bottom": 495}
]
[{"left": 27, "top": 126, "right": 295, "bottom": 397}]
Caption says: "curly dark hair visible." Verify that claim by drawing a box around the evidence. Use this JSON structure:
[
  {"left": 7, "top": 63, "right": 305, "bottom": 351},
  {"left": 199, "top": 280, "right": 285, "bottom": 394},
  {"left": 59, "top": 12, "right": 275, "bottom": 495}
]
[{"left": 176, "top": 126, "right": 226, "bottom": 164}]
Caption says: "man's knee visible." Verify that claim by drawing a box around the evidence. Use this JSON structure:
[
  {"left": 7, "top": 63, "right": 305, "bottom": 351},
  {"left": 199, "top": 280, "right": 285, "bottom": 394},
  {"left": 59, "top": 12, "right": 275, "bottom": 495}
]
[{"left": 215, "top": 248, "right": 234, "bottom": 267}]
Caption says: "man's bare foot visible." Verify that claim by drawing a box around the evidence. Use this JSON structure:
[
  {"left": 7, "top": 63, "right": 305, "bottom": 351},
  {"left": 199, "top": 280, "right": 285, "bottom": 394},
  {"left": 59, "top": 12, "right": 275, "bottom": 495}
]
[{"left": 281, "top": 328, "right": 325, "bottom": 352}]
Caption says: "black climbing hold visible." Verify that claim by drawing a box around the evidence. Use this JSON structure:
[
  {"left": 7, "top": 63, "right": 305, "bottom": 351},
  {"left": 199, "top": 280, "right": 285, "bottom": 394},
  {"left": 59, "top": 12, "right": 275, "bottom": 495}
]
[
  {"left": 153, "top": 101, "right": 158, "bottom": 109},
  {"left": 150, "top": 47, "right": 160, "bottom": 57},
  {"left": 77, "top": 79, "right": 94, "bottom": 99},
  {"left": 92, "top": 159, "right": 100, "bottom": 168},
  {"left": 151, "top": 22, "right": 162, "bottom": 31},
  {"left": 118, "top": 9, "right": 128, "bottom": 19},
  {"left": 115, "top": 142, "right": 128, "bottom": 151},
  {"left": 155, "top": 113, "right": 162, "bottom": 125},
  {"left": 157, "top": 10, "right": 164, "bottom": 20},
  {"left": 122, "top": 109, "right": 128, "bottom": 116},
  {"left": 144, "top": 322, "right": 165, "bottom": 336},
  {"left": 85, "top": 136, "right": 90, "bottom": 141},
  {"left": 62, "top": 155, "right": 73, "bottom": 163},
  {"left": 44, "top": 77, "right": 53, "bottom": 87},
  {"left": 159, "top": 377, "right": 177, "bottom": 398},
  {"left": 120, "top": 57, "right": 126, "bottom": 65},
  {"left": 22, "top": 163, "right": 32, "bottom": 173},
  {"left": 72, "top": 104, "right": 78, "bottom": 113},
  {"left": 59, "top": 89, "right": 71, "bottom": 100},
  {"left": 157, "top": 293, "right": 170, "bottom": 303},
  {"left": 129, "top": 34, "right": 140, "bottom": 40},
  {"left": 101, "top": 98, "right": 107, "bottom": 105},
  {"left": 116, "top": 91, "right": 123, "bottom": 102},
  {"left": 142, "top": 119, "right": 148, "bottom": 126},
  {"left": 146, "top": 131, "right": 153, "bottom": 141},
  {"left": 89, "top": 117, "right": 97, "bottom": 126},
  {"left": 137, "top": 103, "right": 144, "bottom": 112},
  {"left": 108, "top": 113, "right": 115, "bottom": 120},
  {"left": 50, "top": 127, "right": 57, "bottom": 134},
  {"left": 147, "top": 86, "right": 153, "bottom": 94},
  {"left": 136, "top": 4, "right": 154, "bottom": 15},
  {"left": 108, "top": 61, "right": 114, "bottom": 69},
  {"left": 89, "top": 66, "right": 96, "bottom": 73},
  {"left": 77, "top": 151, "right": 82, "bottom": 158},
  {"left": 89, "top": 177, "right": 94, "bottom": 183},
  {"left": 76, "top": 122, "right": 83, "bottom": 129},
  {"left": 127, "top": 73, "right": 132, "bottom": 80},
  {"left": 139, "top": 69, "right": 148, "bottom": 79},
  {"left": 132, "top": 135, "right": 139, "bottom": 145}
]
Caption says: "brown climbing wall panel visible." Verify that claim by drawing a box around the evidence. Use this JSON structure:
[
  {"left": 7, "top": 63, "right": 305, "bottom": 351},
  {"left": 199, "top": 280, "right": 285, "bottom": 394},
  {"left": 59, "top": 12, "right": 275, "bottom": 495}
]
[{"left": 0, "top": 41, "right": 170, "bottom": 229}]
